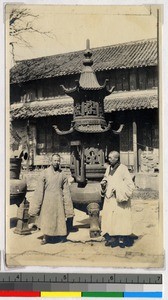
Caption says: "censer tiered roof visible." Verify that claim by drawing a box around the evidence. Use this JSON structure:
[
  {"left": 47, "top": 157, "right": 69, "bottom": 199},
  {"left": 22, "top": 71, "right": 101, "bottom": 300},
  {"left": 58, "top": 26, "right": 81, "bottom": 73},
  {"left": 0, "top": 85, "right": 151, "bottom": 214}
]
[
  {"left": 54, "top": 39, "right": 114, "bottom": 134},
  {"left": 62, "top": 39, "right": 114, "bottom": 98}
]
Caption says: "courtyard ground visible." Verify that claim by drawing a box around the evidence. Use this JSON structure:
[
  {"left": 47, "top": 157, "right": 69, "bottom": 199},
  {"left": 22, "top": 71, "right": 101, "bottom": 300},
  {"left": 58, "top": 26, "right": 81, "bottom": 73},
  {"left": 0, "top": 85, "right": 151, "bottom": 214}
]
[{"left": 6, "top": 195, "right": 164, "bottom": 269}]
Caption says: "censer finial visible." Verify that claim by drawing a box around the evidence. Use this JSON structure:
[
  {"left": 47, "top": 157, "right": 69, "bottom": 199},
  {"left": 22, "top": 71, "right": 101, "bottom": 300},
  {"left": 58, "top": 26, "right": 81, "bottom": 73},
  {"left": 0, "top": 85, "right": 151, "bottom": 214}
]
[
  {"left": 86, "top": 39, "right": 90, "bottom": 50},
  {"left": 84, "top": 39, "right": 93, "bottom": 66}
]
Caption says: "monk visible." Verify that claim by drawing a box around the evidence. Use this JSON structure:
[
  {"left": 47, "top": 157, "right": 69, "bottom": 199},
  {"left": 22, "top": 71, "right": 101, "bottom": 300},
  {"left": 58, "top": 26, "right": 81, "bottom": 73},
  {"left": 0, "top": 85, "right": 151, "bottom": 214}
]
[
  {"left": 29, "top": 153, "right": 74, "bottom": 245},
  {"left": 100, "top": 151, "right": 135, "bottom": 248}
]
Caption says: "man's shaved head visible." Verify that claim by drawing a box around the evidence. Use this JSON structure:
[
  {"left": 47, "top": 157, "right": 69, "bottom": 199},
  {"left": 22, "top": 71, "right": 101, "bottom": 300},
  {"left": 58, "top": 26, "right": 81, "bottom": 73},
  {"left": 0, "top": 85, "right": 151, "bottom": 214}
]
[
  {"left": 108, "top": 151, "right": 120, "bottom": 166},
  {"left": 108, "top": 151, "right": 120, "bottom": 159}
]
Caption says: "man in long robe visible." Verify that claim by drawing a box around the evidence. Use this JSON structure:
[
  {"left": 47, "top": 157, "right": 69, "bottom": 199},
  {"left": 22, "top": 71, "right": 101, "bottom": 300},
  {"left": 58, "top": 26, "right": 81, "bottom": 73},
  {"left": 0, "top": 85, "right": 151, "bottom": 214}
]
[
  {"left": 101, "top": 151, "right": 135, "bottom": 248},
  {"left": 29, "top": 154, "right": 74, "bottom": 245}
]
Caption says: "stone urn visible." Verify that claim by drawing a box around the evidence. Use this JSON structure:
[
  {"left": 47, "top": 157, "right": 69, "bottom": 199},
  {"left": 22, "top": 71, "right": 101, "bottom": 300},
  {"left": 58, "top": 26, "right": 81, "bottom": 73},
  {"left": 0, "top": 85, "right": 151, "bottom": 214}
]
[{"left": 10, "top": 157, "right": 27, "bottom": 206}]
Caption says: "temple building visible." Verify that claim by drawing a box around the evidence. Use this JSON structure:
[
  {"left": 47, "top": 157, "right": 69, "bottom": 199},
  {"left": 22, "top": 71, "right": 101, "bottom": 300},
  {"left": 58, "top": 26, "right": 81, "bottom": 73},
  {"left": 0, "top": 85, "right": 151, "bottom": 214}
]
[{"left": 10, "top": 38, "right": 159, "bottom": 188}]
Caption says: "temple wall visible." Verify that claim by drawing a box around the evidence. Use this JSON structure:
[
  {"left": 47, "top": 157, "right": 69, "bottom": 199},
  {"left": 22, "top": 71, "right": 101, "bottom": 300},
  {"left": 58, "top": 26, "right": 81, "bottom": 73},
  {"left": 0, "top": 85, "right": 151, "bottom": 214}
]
[
  {"left": 11, "top": 66, "right": 158, "bottom": 103},
  {"left": 139, "top": 149, "right": 159, "bottom": 173},
  {"left": 11, "top": 119, "right": 28, "bottom": 151}
]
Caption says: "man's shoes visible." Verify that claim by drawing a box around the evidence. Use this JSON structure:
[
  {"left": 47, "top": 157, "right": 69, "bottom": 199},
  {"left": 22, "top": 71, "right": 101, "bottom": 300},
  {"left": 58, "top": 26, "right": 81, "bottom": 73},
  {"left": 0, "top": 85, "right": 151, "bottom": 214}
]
[
  {"left": 41, "top": 239, "right": 47, "bottom": 245},
  {"left": 41, "top": 235, "right": 47, "bottom": 245},
  {"left": 124, "top": 236, "right": 134, "bottom": 247},
  {"left": 118, "top": 236, "right": 134, "bottom": 248},
  {"left": 105, "top": 240, "right": 112, "bottom": 247},
  {"left": 111, "top": 237, "right": 119, "bottom": 248},
  {"left": 105, "top": 237, "right": 117, "bottom": 247},
  {"left": 118, "top": 236, "right": 125, "bottom": 248},
  {"left": 40, "top": 235, "right": 68, "bottom": 245},
  {"left": 59, "top": 236, "right": 67, "bottom": 243},
  {"left": 107, "top": 236, "right": 135, "bottom": 249}
]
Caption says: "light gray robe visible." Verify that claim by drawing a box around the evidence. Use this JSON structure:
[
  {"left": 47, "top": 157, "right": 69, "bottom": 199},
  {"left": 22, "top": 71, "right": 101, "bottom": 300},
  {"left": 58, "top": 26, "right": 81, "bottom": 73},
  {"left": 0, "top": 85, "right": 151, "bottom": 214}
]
[
  {"left": 29, "top": 166, "right": 74, "bottom": 236},
  {"left": 101, "top": 164, "right": 135, "bottom": 236}
]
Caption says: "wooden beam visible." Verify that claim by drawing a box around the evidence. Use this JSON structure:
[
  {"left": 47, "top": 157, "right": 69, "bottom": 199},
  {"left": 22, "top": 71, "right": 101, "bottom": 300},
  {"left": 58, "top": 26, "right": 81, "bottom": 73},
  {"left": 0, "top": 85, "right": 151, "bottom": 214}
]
[{"left": 133, "top": 121, "right": 138, "bottom": 172}]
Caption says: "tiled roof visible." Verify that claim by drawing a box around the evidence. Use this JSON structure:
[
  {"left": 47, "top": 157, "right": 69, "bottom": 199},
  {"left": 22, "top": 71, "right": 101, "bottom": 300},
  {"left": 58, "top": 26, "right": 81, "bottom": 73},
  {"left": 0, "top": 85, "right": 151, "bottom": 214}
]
[
  {"left": 105, "top": 89, "right": 158, "bottom": 112},
  {"left": 11, "top": 98, "right": 73, "bottom": 119},
  {"left": 10, "top": 89, "right": 158, "bottom": 119},
  {"left": 10, "top": 39, "right": 157, "bottom": 84}
]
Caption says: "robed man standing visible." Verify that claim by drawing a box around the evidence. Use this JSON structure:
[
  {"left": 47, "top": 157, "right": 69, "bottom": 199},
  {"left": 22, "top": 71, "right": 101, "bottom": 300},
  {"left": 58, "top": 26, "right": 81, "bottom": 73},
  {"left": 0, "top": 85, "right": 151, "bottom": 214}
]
[
  {"left": 29, "top": 153, "right": 74, "bottom": 245},
  {"left": 101, "top": 151, "right": 135, "bottom": 248}
]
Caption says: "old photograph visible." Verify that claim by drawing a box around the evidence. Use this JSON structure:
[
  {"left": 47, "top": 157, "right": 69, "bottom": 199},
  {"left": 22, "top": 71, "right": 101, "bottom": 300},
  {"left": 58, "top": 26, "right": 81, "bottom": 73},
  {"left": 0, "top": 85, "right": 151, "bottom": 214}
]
[{"left": 6, "top": 4, "right": 163, "bottom": 267}]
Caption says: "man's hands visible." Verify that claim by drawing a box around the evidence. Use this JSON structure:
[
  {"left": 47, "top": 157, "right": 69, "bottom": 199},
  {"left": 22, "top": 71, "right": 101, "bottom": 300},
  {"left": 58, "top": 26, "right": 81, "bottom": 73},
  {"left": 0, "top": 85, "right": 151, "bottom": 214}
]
[{"left": 100, "top": 180, "right": 107, "bottom": 190}]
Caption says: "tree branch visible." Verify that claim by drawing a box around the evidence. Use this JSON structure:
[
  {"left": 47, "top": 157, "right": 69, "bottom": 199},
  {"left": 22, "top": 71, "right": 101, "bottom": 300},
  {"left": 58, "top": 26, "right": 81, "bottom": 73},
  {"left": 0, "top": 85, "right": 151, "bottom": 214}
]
[{"left": 9, "top": 7, "right": 54, "bottom": 63}]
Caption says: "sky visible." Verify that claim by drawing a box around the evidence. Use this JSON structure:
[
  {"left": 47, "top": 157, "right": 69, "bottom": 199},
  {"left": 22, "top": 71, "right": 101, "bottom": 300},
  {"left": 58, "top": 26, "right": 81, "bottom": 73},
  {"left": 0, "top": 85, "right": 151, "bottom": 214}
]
[{"left": 6, "top": 4, "right": 159, "bottom": 62}]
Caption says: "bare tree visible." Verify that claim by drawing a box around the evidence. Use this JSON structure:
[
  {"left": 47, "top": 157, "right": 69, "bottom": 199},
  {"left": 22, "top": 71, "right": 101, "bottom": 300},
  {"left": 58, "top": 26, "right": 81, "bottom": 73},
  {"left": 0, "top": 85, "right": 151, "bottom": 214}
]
[{"left": 9, "top": 7, "right": 54, "bottom": 62}]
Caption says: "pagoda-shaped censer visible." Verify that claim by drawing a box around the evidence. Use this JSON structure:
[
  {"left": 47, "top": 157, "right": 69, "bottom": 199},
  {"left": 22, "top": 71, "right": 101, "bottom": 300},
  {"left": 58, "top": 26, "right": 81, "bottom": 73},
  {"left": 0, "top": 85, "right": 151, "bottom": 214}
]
[{"left": 54, "top": 40, "right": 123, "bottom": 237}]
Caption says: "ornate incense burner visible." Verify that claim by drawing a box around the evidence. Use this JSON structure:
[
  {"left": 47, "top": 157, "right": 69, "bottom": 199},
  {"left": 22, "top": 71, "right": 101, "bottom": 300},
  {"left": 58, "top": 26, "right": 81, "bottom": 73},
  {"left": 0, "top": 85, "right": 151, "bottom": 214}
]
[
  {"left": 54, "top": 40, "right": 122, "bottom": 237},
  {"left": 10, "top": 158, "right": 27, "bottom": 206}
]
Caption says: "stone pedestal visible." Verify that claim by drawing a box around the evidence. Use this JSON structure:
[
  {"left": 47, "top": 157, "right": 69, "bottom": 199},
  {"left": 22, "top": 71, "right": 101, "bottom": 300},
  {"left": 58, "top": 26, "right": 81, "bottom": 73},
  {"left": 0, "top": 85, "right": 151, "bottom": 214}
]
[
  {"left": 14, "top": 198, "right": 31, "bottom": 235},
  {"left": 87, "top": 202, "right": 100, "bottom": 238}
]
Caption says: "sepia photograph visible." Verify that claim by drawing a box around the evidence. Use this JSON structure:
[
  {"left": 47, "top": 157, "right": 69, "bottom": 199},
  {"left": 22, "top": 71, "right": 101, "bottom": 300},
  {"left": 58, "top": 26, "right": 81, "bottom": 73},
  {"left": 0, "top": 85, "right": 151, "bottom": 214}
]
[{"left": 6, "top": 4, "right": 163, "bottom": 268}]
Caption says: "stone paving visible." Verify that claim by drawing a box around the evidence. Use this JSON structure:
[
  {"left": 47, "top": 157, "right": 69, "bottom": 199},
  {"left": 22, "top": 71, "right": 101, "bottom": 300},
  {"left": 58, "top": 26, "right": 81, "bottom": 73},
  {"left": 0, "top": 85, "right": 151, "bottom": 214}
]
[{"left": 6, "top": 197, "right": 164, "bottom": 269}]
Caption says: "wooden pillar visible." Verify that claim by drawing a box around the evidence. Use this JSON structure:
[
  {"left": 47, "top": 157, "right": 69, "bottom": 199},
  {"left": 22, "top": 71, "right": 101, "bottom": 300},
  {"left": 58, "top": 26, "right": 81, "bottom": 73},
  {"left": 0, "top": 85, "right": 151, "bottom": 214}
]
[
  {"left": 31, "top": 123, "right": 37, "bottom": 157},
  {"left": 133, "top": 120, "right": 138, "bottom": 173},
  {"left": 26, "top": 120, "right": 30, "bottom": 170},
  {"left": 27, "top": 121, "right": 37, "bottom": 168}
]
